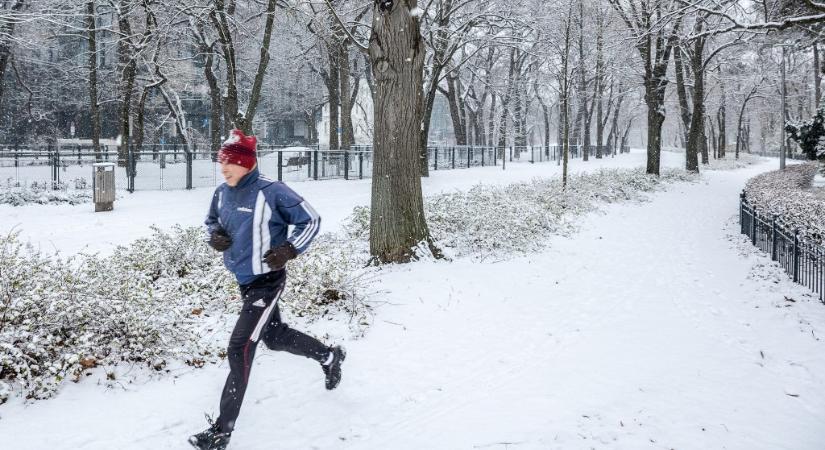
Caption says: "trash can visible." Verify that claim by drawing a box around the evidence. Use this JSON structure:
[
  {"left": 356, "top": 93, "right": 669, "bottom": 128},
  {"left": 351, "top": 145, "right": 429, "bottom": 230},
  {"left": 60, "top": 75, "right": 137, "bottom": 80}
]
[{"left": 92, "top": 162, "right": 116, "bottom": 212}]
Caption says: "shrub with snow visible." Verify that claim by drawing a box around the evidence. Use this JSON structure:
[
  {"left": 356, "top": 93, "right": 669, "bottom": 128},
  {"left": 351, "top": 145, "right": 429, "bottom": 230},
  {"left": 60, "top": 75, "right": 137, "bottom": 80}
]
[
  {"left": 0, "top": 179, "right": 91, "bottom": 206},
  {"left": 0, "top": 226, "right": 370, "bottom": 403},
  {"left": 345, "top": 168, "right": 696, "bottom": 260},
  {"left": 743, "top": 162, "right": 825, "bottom": 239},
  {"left": 702, "top": 153, "right": 764, "bottom": 171}
]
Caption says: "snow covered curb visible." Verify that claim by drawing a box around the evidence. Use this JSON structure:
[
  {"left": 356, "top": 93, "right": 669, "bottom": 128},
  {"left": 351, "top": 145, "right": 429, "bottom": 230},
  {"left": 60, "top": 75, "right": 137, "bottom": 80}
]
[
  {"left": 0, "top": 227, "right": 371, "bottom": 404},
  {"left": 345, "top": 168, "right": 697, "bottom": 260},
  {"left": 743, "top": 162, "right": 825, "bottom": 238}
]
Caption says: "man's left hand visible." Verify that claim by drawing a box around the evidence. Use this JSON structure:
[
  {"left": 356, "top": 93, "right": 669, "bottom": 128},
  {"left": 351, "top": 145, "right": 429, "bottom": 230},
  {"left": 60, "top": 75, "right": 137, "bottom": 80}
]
[{"left": 263, "top": 242, "right": 298, "bottom": 270}]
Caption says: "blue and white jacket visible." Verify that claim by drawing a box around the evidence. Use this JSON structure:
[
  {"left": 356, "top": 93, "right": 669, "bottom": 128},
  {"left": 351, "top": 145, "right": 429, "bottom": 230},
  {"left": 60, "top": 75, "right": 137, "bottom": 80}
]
[{"left": 205, "top": 168, "right": 321, "bottom": 285}]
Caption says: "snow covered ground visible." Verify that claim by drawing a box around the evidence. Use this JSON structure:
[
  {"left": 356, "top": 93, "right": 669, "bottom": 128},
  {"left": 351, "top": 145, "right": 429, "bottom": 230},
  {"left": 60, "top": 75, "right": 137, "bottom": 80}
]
[{"left": 2, "top": 151, "right": 824, "bottom": 449}]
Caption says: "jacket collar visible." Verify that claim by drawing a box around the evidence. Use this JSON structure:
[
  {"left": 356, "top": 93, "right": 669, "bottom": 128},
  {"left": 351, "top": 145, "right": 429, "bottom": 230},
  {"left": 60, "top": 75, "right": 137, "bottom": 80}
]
[{"left": 231, "top": 167, "right": 259, "bottom": 190}]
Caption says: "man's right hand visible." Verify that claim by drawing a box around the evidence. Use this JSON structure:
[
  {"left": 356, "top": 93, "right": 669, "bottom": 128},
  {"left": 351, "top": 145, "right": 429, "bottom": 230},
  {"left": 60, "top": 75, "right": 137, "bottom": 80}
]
[{"left": 208, "top": 229, "right": 232, "bottom": 252}]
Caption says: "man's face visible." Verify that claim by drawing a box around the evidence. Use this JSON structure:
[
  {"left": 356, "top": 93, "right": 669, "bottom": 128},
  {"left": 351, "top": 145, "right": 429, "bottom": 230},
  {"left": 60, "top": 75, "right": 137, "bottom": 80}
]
[{"left": 221, "top": 162, "right": 251, "bottom": 187}]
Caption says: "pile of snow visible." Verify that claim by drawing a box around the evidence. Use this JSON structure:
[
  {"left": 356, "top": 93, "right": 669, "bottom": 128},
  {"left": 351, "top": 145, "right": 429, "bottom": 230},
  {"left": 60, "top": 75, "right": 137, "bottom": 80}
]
[
  {"left": 345, "top": 168, "right": 696, "bottom": 260},
  {"left": 0, "top": 180, "right": 92, "bottom": 206},
  {"left": 744, "top": 162, "right": 825, "bottom": 239},
  {"left": 0, "top": 226, "right": 370, "bottom": 403}
]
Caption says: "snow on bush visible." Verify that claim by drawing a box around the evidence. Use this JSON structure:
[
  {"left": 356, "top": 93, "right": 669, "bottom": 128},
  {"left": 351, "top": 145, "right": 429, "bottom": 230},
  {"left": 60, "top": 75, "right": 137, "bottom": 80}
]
[
  {"left": 0, "top": 226, "right": 370, "bottom": 403},
  {"left": 345, "top": 168, "right": 696, "bottom": 260},
  {"left": 702, "top": 153, "right": 764, "bottom": 171},
  {"left": 0, "top": 179, "right": 91, "bottom": 206},
  {"left": 743, "top": 162, "right": 825, "bottom": 239}
]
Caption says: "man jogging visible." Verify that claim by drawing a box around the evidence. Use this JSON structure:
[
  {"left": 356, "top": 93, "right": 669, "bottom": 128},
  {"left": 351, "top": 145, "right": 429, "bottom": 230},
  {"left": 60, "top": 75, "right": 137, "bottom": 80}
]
[{"left": 189, "top": 130, "right": 345, "bottom": 450}]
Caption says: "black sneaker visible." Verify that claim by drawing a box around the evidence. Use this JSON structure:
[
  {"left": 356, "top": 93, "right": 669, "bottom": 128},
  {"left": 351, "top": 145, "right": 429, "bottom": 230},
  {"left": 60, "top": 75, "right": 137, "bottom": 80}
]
[
  {"left": 189, "top": 419, "right": 231, "bottom": 450},
  {"left": 322, "top": 345, "right": 346, "bottom": 390}
]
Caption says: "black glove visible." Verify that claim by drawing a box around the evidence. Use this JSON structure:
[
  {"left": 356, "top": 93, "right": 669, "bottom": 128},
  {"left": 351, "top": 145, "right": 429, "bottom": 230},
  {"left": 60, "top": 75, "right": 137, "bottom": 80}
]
[
  {"left": 263, "top": 242, "right": 298, "bottom": 270},
  {"left": 208, "top": 229, "right": 232, "bottom": 252}
]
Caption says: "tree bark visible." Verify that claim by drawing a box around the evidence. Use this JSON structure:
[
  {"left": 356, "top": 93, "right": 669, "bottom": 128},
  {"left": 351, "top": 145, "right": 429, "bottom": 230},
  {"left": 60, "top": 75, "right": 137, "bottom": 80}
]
[
  {"left": 340, "top": 43, "right": 354, "bottom": 150},
  {"left": 368, "top": 0, "right": 438, "bottom": 264},
  {"left": 442, "top": 71, "right": 467, "bottom": 145},
  {"left": 717, "top": 67, "right": 727, "bottom": 158},
  {"left": 0, "top": 1, "right": 24, "bottom": 118},
  {"left": 814, "top": 43, "right": 821, "bottom": 108},
  {"left": 685, "top": 33, "right": 705, "bottom": 172},
  {"left": 87, "top": 1, "right": 101, "bottom": 159},
  {"left": 674, "top": 44, "right": 692, "bottom": 147},
  {"left": 116, "top": 0, "right": 137, "bottom": 168},
  {"left": 325, "top": 49, "right": 340, "bottom": 149},
  {"left": 735, "top": 85, "right": 758, "bottom": 159}
]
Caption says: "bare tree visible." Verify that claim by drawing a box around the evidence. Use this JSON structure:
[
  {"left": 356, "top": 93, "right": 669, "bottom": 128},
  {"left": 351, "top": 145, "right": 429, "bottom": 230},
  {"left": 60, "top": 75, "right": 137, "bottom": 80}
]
[{"left": 609, "top": 0, "right": 682, "bottom": 175}]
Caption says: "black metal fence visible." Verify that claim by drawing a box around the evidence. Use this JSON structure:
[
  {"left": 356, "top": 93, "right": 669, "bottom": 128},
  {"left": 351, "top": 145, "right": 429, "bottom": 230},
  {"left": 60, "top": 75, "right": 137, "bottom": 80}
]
[
  {"left": 740, "top": 192, "right": 824, "bottom": 303},
  {"left": 1, "top": 143, "right": 631, "bottom": 192}
]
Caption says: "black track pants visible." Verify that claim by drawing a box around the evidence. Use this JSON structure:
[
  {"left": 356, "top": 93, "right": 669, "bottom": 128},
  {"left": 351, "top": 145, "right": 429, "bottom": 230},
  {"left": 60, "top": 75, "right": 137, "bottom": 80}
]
[{"left": 216, "top": 272, "right": 330, "bottom": 432}]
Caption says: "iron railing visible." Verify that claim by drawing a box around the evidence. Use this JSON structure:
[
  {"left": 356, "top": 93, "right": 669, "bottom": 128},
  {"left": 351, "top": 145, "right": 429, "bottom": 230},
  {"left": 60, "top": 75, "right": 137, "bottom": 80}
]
[
  {"left": 1, "top": 143, "right": 632, "bottom": 192},
  {"left": 740, "top": 192, "right": 824, "bottom": 303}
]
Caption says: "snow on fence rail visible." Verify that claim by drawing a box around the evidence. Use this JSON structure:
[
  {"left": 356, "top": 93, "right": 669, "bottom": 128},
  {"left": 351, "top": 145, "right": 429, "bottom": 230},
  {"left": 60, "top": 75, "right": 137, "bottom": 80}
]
[
  {"left": 1, "top": 143, "right": 629, "bottom": 192},
  {"left": 739, "top": 193, "right": 825, "bottom": 303}
]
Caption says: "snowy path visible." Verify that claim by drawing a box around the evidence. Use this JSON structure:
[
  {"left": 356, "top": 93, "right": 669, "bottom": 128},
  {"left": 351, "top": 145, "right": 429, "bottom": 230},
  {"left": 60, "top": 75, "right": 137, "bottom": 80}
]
[{"left": 2, "top": 157, "right": 825, "bottom": 449}]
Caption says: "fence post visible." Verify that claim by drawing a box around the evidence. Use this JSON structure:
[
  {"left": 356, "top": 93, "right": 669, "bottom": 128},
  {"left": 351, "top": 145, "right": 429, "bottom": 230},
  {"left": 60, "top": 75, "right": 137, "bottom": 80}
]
[
  {"left": 451, "top": 147, "right": 455, "bottom": 169},
  {"left": 739, "top": 192, "right": 745, "bottom": 234},
  {"left": 49, "top": 142, "right": 58, "bottom": 190},
  {"left": 751, "top": 207, "right": 757, "bottom": 246},
  {"left": 127, "top": 145, "right": 135, "bottom": 193},
  {"left": 771, "top": 215, "right": 778, "bottom": 261},
  {"left": 793, "top": 229, "right": 800, "bottom": 283},
  {"left": 313, "top": 149, "right": 319, "bottom": 180},
  {"left": 277, "top": 151, "right": 283, "bottom": 181},
  {"left": 434, "top": 147, "right": 438, "bottom": 171},
  {"left": 359, "top": 152, "right": 364, "bottom": 179},
  {"left": 481, "top": 146, "right": 485, "bottom": 166},
  {"left": 344, "top": 151, "right": 350, "bottom": 180},
  {"left": 467, "top": 146, "right": 471, "bottom": 168},
  {"left": 186, "top": 150, "right": 193, "bottom": 190}
]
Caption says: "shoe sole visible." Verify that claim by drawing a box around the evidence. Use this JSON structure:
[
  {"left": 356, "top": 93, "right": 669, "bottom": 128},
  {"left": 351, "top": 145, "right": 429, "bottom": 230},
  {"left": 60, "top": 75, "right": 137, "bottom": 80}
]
[{"left": 327, "top": 346, "right": 346, "bottom": 390}]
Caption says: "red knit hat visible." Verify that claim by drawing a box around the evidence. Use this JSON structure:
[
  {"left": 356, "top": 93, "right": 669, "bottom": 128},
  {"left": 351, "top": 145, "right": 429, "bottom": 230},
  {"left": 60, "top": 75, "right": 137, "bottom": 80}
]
[{"left": 218, "top": 129, "right": 257, "bottom": 170}]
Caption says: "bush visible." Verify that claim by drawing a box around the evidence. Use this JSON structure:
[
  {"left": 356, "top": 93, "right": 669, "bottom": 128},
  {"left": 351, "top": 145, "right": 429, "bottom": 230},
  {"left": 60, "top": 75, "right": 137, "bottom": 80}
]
[
  {"left": 743, "top": 162, "right": 825, "bottom": 239},
  {"left": 345, "top": 168, "right": 696, "bottom": 260},
  {"left": 0, "top": 226, "right": 370, "bottom": 403},
  {"left": 0, "top": 179, "right": 91, "bottom": 206}
]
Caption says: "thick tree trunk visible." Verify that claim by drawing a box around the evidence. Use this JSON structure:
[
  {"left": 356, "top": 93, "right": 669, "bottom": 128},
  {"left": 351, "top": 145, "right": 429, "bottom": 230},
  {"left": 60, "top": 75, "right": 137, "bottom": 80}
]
[
  {"left": 419, "top": 64, "right": 439, "bottom": 175},
  {"left": 814, "top": 43, "right": 821, "bottom": 108},
  {"left": 87, "top": 1, "right": 101, "bottom": 159},
  {"left": 708, "top": 117, "right": 717, "bottom": 159},
  {"left": 340, "top": 43, "right": 354, "bottom": 150},
  {"left": 487, "top": 93, "right": 497, "bottom": 147},
  {"left": 368, "top": 0, "right": 437, "bottom": 264},
  {"left": 117, "top": 1, "right": 136, "bottom": 168},
  {"left": 194, "top": 20, "right": 223, "bottom": 159},
  {"left": 643, "top": 63, "right": 669, "bottom": 175},
  {"left": 326, "top": 53, "right": 340, "bottom": 149},
  {"left": 594, "top": 15, "right": 606, "bottom": 158},
  {"left": 513, "top": 75, "right": 527, "bottom": 148},
  {"left": 443, "top": 72, "right": 467, "bottom": 145},
  {"left": 0, "top": 1, "right": 24, "bottom": 118},
  {"left": 717, "top": 70, "right": 727, "bottom": 159},
  {"left": 674, "top": 44, "right": 692, "bottom": 147},
  {"left": 497, "top": 50, "right": 517, "bottom": 151},
  {"left": 685, "top": 35, "right": 705, "bottom": 172}
]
